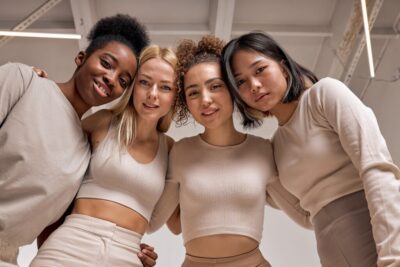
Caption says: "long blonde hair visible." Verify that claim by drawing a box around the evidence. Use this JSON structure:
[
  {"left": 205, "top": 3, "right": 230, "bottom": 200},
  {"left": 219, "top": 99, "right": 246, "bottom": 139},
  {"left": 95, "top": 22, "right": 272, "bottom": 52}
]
[{"left": 112, "top": 45, "right": 178, "bottom": 147}]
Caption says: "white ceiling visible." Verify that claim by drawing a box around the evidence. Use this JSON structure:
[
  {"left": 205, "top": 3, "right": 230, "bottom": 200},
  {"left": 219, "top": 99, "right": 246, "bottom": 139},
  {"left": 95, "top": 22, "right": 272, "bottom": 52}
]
[{"left": 0, "top": 0, "right": 399, "bottom": 97}]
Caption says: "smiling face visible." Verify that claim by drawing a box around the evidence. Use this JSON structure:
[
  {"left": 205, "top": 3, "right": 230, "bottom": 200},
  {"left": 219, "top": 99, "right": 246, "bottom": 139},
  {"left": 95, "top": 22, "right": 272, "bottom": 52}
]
[
  {"left": 184, "top": 62, "right": 233, "bottom": 130},
  {"left": 231, "top": 49, "right": 288, "bottom": 113},
  {"left": 133, "top": 57, "right": 176, "bottom": 123},
  {"left": 74, "top": 41, "right": 138, "bottom": 109}
]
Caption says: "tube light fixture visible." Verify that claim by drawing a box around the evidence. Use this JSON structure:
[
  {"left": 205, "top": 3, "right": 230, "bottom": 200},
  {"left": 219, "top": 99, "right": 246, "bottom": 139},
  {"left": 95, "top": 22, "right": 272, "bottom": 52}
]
[
  {"left": 360, "top": 0, "right": 375, "bottom": 78},
  {"left": 0, "top": 31, "right": 81, "bottom": 40}
]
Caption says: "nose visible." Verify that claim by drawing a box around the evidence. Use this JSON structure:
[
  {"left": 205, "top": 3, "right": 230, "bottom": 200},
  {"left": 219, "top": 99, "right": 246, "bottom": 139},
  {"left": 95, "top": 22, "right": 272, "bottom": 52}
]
[
  {"left": 250, "top": 78, "right": 261, "bottom": 94},
  {"left": 147, "top": 84, "right": 158, "bottom": 100},
  {"left": 103, "top": 71, "right": 117, "bottom": 90},
  {"left": 201, "top": 89, "right": 212, "bottom": 107}
]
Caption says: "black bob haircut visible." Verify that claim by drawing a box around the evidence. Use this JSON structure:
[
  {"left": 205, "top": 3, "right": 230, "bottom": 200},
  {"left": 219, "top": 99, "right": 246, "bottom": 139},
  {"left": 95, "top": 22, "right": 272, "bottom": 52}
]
[
  {"left": 221, "top": 32, "right": 318, "bottom": 128},
  {"left": 85, "top": 14, "right": 149, "bottom": 59}
]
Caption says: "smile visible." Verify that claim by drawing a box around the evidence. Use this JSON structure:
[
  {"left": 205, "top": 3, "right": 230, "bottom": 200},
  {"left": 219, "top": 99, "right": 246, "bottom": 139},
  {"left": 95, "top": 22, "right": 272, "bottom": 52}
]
[
  {"left": 93, "top": 79, "right": 110, "bottom": 97},
  {"left": 143, "top": 103, "right": 159, "bottom": 109},
  {"left": 201, "top": 108, "right": 219, "bottom": 117}
]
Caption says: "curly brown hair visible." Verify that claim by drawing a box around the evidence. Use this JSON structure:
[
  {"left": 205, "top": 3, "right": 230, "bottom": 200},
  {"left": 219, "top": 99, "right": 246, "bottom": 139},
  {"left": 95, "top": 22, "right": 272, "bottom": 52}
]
[{"left": 175, "top": 35, "right": 225, "bottom": 126}]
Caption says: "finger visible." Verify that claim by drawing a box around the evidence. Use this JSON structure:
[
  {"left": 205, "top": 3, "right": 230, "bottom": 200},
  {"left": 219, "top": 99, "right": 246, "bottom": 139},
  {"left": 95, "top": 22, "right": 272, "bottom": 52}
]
[
  {"left": 143, "top": 249, "right": 158, "bottom": 260},
  {"left": 140, "top": 243, "right": 154, "bottom": 251},
  {"left": 138, "top": 252, "right": 156, "bottom": 267}
]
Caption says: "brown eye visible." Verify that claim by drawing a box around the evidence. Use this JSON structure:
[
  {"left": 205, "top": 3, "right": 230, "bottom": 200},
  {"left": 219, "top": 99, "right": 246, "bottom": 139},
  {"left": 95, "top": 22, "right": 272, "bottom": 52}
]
[
  {"left": 119, "top": 78, "right": 129, "bottom": 89},
  {"left": 236, "top": 79, "right": 245, "bottom": 87},
  {"left": 100, "top": 58, "right": 112, "bottom": 69},
  {"left": 255, "top": 66, "right": 267, "bottom": 74}
]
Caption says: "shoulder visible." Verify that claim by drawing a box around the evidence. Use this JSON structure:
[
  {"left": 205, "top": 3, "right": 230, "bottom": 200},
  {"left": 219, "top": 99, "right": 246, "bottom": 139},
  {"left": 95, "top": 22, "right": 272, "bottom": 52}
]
[
  {"left": 170, "top": 136, "right": 197, "bottom": 154},
  {"left": 245, "top": 134, "right": 274, "bottom": 156},
  {"left": 306, "top": 77, "right": 351, "bottom": 100},
  {"left": 246, "top": 134, "right": 272, "bottom": 148},
  {"left": 164, "top": 134, "right": 175, "bottom": 153},
  {"left": 82, "top": 109, "right": 114, "bottom": 134},
  {"left": 0, "top": 62, "right": 34, "bottom": 82}
]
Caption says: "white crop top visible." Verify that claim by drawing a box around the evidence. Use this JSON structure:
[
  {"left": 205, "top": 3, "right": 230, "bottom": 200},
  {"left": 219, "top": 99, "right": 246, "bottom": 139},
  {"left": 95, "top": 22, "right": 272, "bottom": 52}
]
[{"left": 77, "top": 119, "right": 168, "bottom": 222}]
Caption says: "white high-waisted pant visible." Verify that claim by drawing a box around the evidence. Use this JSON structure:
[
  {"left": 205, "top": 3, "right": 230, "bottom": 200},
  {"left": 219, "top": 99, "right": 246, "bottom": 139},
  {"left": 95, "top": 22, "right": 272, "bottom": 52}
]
[{"left": 30, "top": 214, "right": 143, "bottom": 267}]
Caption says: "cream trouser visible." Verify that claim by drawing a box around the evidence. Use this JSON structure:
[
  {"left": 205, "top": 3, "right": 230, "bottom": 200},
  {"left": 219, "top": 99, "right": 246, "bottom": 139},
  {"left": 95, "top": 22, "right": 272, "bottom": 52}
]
[{"left": 30, "top": 214, "right": 143, "bottom": 267}]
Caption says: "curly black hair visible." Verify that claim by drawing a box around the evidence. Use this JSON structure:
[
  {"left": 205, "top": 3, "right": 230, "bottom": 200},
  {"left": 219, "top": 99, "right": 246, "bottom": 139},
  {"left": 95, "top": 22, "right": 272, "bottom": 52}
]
[
  {"left": 85, "top": 14, "right": 149, "bottom": 58},
  {"left": 175, "top": 35, "right": 225, "bottom": 126}
]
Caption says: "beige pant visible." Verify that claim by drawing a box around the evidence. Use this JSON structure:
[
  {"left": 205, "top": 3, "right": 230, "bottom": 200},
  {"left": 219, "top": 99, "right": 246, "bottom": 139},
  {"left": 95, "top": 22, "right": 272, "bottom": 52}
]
[
  {"left": 30, "top": 214, "right": 143, "bottom": 267},
  {"left": 0, "top": 240, "right": 18, "bottom": 266},
  {"left": 313, "top": 190, "right": 378, "bottom": 267},
  {"left": 182, "top": 247, "right": 270, "bottom": 267}
]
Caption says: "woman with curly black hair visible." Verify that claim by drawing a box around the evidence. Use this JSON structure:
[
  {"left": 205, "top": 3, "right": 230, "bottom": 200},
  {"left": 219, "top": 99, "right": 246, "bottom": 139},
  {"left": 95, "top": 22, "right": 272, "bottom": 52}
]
[
  {"left": 221, "top": 32, "right": 400, "bottom": 267},
  {"left": 30, "top": 44, "right": 178, "bottom": 267},
  {"left": 0, "top": 14, "right": 149, "bottom": 266},
  {"left": 147, "top": 35, "right": 310, "bottom": 267}
]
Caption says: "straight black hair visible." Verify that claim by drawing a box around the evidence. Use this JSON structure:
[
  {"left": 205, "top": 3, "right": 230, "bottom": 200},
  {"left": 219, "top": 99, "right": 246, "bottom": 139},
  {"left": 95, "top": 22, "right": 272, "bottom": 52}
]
[{"left": 221, "top": 32, "right": 318, "bottom": 128}]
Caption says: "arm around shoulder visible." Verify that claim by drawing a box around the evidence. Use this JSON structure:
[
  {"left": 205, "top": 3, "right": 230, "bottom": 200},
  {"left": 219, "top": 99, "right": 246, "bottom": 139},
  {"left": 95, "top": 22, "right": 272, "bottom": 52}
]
[
  {"left": 0, "top": 63, "right": 33, "bottom": 124},
  {"left": 266, "top": 178, "right": 313, "bottom": 230}
]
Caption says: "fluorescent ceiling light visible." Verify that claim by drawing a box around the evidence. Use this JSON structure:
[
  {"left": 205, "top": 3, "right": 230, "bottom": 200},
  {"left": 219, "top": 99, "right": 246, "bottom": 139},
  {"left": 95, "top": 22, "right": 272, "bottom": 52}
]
[
  {"left": 0, "top": 31, "right": 81, "bottom": 40},
  {"left": 360, "top": 0, "right": 375, "bottom": 78}
]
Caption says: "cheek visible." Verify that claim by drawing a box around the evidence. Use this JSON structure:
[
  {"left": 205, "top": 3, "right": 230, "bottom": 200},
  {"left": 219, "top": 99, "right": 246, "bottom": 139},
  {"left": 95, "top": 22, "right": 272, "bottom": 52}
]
[{"left": 186, "top": 100, "right": 198, "bottom": 116}]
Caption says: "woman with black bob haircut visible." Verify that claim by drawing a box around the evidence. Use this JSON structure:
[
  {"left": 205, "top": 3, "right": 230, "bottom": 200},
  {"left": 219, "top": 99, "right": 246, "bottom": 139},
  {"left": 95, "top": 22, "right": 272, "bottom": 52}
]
[
  {"left": 221, "top": 32, "right": 400, "bottom": 267},
  {"left": 0, "top": 14, "right": 157, "bottom": 266}
]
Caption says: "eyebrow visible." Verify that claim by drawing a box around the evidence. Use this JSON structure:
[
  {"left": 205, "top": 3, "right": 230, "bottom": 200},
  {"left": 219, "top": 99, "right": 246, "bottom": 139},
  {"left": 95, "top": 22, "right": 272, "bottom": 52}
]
[
  {"left": 233, "top": 59, "right": 262, "bottom": 77},
  {"left": 104, "top": 52, "right": 134, "bottom": 82},
  {"left": 184, "top": 77, "right": 223, "bottom": 90}
]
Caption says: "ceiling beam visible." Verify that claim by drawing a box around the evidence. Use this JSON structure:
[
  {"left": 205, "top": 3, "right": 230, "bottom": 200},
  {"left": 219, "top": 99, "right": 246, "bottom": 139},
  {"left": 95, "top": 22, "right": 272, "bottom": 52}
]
[
  {"left": 70, "top": 0, "right": 97, "bottom": 50},
  {"left": 209, "top": 0, "right": 235, "bottom": 42},
  {"left": 313, "top": 0, "right": 355, "bottom": 79},
  {"left": 0, "top": 0, "right": 62, "bottom": 48},
  {"left": 232, "top": 24, "right": 333, "bottom": 38},
  {"left": 342, "top": 0, "right": 384, "bottom": 84}
]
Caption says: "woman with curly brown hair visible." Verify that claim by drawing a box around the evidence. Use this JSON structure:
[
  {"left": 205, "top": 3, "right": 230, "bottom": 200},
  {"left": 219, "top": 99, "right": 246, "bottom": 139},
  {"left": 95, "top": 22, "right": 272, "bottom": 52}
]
[{"left": 147, "top": 35, "right": 311, "bottom": 267}]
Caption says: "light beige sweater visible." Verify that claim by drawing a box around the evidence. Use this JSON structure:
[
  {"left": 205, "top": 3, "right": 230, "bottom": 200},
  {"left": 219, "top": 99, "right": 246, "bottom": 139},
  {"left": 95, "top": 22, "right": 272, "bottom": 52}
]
[
  {"left": 0, "top": 63, "right": 90, "bottom": 246},
  {"left": 273, "top": 77, "right": 400, "bottom": 266},
  {"left": 148, "top": 134, "right": 311, "bottom": 244}
]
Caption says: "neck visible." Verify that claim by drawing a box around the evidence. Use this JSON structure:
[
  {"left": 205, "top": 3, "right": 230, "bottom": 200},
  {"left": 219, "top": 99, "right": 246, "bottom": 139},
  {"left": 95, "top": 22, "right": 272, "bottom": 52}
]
[
  {"left": 134, "top": 116, "right": 159, "bottom": 142},
  {"left": 57, "top": 78, "right": 90, "bottom": 119},
  {"left": 270, "top": 101, "right": 298, "bottom": 126},
  {"left": 201, "top": 118, "right": 245, "bottom": 146}
]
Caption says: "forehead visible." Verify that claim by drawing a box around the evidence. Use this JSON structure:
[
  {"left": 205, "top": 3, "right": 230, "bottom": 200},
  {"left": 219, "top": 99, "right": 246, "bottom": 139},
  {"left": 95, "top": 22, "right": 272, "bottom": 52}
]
[
  {"left": 186, "top": 62, "right": 221, "bottom": 79},
  {"left": 138, "top": 58, "right": 174, "bottom": 77}
]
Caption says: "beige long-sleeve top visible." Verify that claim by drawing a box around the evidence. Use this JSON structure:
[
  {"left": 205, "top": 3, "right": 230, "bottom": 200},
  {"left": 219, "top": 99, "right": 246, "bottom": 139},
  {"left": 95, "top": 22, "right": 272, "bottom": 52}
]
[
  {"left": 0, "top": 63, "right": 90, "bottom": 246},
  {"left": 148, "top": 134, "right": 311, "bottom": 245},
  {"left": 273, "top": 77, "right": 400, "bottom": 266}
]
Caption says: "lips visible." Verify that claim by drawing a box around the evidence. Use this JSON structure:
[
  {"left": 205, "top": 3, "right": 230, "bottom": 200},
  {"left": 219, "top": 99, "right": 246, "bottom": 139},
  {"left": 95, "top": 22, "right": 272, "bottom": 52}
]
[
  {"left": 93, "top": 79, "right": 111, "bottom": 97},
  {"left": 143, "top": 102, "right": 159, "bottom": 109},
  {"left": 201, "top": 108, "right": 219, "bottom": 117},
  {"left": 255, "top": 93, "right": 270, "bottom": 102}
]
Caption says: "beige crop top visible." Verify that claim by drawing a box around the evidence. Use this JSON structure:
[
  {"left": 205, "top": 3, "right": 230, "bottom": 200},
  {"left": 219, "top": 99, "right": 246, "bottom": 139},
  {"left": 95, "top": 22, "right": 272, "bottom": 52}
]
[{"left": 76, "top": 119, "right": 168, "bottom": 222}]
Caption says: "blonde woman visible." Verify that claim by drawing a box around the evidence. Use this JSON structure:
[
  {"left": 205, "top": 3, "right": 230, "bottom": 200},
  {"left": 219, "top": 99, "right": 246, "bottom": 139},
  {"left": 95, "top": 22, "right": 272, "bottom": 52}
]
[{"left": 30, "top": 45, "right": 177, "bottom": 267}]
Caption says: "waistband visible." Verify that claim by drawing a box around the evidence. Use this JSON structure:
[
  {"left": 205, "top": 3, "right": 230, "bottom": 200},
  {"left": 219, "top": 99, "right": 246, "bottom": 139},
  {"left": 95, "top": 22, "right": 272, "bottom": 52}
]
[
  {"left": 185, "top": 246, "right": 262, "bottom": 264},
  {"left": 313, "top": 190, "right": 368, "bottom": 229},
  {"left": 64, "top": 214, "right": 143, "bottom": 248}
]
